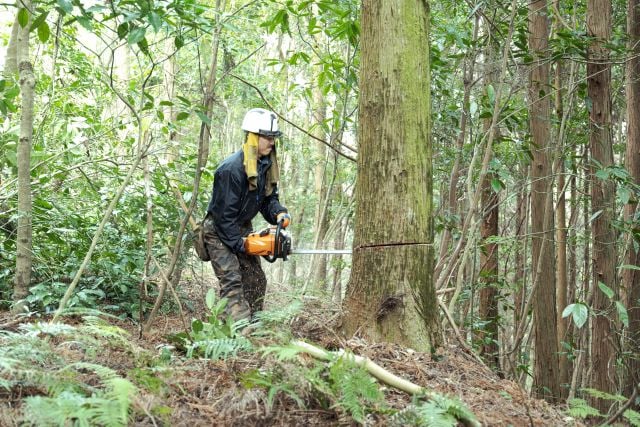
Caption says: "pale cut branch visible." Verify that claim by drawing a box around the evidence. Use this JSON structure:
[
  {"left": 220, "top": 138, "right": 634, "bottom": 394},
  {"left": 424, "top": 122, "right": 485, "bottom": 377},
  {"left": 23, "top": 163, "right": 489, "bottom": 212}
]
[{"left": 292, "top": 339, "right": 481, "bottom": 427}]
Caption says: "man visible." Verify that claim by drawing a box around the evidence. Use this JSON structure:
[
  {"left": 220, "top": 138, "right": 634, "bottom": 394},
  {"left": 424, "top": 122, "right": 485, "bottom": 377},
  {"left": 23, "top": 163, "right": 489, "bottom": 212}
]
[{"left": 203, "top": 108, "right": 291, "bottom": 322}]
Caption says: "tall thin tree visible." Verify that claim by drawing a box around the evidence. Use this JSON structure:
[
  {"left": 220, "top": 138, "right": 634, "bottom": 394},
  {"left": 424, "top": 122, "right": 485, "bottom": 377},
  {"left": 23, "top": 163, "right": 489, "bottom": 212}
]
[
  {"left": 478, "top": 33, "right": 500, "bottom": 370},
  {"left": 587, "top": 0, "right": 617, "bottom": 411},
  {"left": 529, "top": 0, "right": 560, "bottom": 401},
  {"left": 13, "top": 0, "right": 35, "bottom": 310},
  {"left": 342, "top": 0, "right": 441, "bottom": 349},
  {"left": 623, "top": 0, "right": 640, "bottom": 400}
]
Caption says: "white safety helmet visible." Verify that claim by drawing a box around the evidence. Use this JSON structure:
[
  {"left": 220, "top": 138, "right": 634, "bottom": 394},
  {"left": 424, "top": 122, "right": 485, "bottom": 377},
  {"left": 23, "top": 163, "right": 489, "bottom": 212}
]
[{"left": 241, "top": 108, "right": 282, "bottom": 137}]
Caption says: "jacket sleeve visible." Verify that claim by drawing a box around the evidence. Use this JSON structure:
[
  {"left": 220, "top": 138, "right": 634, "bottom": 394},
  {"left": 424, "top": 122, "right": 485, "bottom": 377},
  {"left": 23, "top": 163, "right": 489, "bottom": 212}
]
[
  {"left": 260, "top": 184, "right": 288, "bottom": 225},
  {"left": 210, "top": 169, "right": 246, "bottom": 254}
]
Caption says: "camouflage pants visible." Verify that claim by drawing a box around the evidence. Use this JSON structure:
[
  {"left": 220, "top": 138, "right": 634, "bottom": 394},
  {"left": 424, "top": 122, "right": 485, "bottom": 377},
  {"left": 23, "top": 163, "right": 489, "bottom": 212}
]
[{"left": 202, "top": 215, "right": 267, "bottom": 316}]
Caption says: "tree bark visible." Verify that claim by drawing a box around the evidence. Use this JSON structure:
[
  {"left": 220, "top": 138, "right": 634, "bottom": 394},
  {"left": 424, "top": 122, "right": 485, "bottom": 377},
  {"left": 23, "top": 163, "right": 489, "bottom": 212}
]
[
  {"left": 554, "top": 60, "right": 570, "bottom": 398},
  {"left": 529, "top": 0, "right": 560, "bottom": 401},
  {"left": 587, "top": 0, "right": 617, "bottom": 411},
  {"left": 478, "top": 39, "right": 500, "bottom": 368},
  {"left": 4, "top": 16, "right": 19, "bottom": 75},
  {"left": 478, "top": 170, "right": 499, "bottom": 370},
  {"left": 309, "top": 85, "right": 330, "bottom": 289},
  {"left": 623, "top": 0, "right": 640, "bottom": 401},
  {"left": 13, "top": 0, "right": 34, "bottom": 310},
  {"left": 342, "top": 0, "right": 441, "bottom": 350}
]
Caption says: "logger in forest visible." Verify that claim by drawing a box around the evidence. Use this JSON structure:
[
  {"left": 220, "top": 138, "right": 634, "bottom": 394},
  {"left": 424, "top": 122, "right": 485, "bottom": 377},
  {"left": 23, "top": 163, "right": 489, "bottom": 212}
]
[{"left": 202, "top": 108, "right": 291, "bottom": 322}]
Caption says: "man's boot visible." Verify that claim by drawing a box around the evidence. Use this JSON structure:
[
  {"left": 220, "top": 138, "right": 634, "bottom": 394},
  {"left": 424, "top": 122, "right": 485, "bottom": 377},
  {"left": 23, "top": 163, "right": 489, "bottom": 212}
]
[{"left": 223, "top": 290, "right": 251, "bottom": 323}]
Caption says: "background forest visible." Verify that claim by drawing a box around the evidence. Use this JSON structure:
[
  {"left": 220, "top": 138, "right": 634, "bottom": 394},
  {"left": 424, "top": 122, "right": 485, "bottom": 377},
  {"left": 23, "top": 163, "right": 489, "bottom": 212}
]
[{"left": 0, "top": 0, "right": 639, "bottom": 425}]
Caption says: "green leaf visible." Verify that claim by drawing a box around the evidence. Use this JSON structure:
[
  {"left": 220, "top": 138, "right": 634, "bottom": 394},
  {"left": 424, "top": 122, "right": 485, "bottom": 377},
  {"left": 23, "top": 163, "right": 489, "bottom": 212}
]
[
  {"left": 37, "top": 22, "right": 50, "bottom": 43},
  {"left": 470, "top": 101, "right": 478, "bottom": 116},
  {"left": 618, "top": 264, "right": 640, "bottom": 271},
  {"left": 57, "top": 0, "right": 73, "bottom": 14},
  {"left": 205, "top": 289, "right": 216, "bottom": 310},
  {"left": 137, "top": 38, "right": 149, "bottom": 55},
  {"left": 127, "top": 27, "right": 146, "bottom": 45},
  {"left": 618, "top": 187, "right": 631, "bottom": 204},
  {"left": 616, "top": 301, "right": 629, "bottom": 327},
  {"left": 595, "top": 169, "right": 609, "bottom": 180},
  {"left": 562, "top": 303, "right": 588, "bottom": 329},
  {"left": 196, "top": 111, "right": 211, "bottom": 126},
  {"left": 490, "top": 178, "right": 504, "bottom": 192},
  {"left": 191, "top": 319, "right": 203, "bottom": 334},
  {"left": 77, "top": 16, "right": 93, "bottom": 31},
  {"left": 176, "top": 96, "right": 192, "bottom": 107},
  {"left": 18, "top": 8, "right": 29, "bottom": 28},
  {"left": 487, "top": 84, "right": 495, "bottom": 104},
  {"left": 174, "top": 35, "right": 184, "bottom": 49},
  {"left": 117, "top": 22, "right": 129, "bottom": 40},
  {"left": 588, "top": 210, "right": 603, "bottom": 224},
  {"left": 148, "top": 11, "right": 162, "bottom": 32},
  {"left": 30, "top": 11, "right": 49, "bottom": 32},
  {"left": 598, "top": 281, "right": 614, "bottom": 299},
  {"left": 176, "top": 111, "right": 189, "bottom": 121}
]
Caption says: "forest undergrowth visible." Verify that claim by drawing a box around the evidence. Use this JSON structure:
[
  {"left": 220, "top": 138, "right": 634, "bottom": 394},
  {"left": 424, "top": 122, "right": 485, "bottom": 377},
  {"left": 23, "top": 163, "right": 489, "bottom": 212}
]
[{"left": 0, "top": 278, "right": 584, "bottom": 426}]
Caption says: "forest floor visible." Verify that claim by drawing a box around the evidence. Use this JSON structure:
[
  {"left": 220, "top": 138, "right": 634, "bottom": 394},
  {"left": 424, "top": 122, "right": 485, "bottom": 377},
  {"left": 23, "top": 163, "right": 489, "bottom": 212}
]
[{"left": 0, "top": 278, "right": 583, "bottom": 427}]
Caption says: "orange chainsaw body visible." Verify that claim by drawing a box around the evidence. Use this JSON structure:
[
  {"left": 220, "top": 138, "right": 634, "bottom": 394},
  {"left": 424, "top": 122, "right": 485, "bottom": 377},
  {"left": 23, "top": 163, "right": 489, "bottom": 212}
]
[
  {"left": 245, "top": 228, "right": 276, "bottom": 256},
  {"left": 244, "top": 220, "right": 291, "bottom": 262}
]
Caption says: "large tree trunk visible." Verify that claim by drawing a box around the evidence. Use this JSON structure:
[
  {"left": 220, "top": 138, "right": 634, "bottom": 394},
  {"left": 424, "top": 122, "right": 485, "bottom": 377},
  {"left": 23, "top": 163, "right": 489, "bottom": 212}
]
[
  {"left": 13, "top": 0, "right": 35, "bottom": 309},
  {"left": 528, "top": 0, "right": 560, "bottom": 402},
  {"left": 342, "top": 0, "right": 441, "bottom": 350},
  {"left": 623, "top": 0, "right": 640, "bottom": 401},
  {"left": 587, "top": 0, "right": 617, "bottom": 411}
]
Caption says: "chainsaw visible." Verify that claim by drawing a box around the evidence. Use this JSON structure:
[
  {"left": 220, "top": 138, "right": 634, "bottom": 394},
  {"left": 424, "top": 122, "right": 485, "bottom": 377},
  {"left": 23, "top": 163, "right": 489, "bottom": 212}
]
[{"left": 244, "top": 219, "right": 351, "bottom": 263}]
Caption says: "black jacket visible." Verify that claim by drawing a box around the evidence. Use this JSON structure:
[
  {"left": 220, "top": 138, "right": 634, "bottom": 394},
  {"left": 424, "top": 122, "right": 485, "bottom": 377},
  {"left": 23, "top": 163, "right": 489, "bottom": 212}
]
[{"left": 206, "top": 150, "right": 287, "bottom": 254}]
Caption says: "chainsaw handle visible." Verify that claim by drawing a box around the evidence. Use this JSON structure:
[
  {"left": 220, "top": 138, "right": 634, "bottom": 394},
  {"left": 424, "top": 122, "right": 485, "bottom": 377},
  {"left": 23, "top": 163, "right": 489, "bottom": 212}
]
[{"left": 263, "top": 221, "right": 282, "bottom": 263}]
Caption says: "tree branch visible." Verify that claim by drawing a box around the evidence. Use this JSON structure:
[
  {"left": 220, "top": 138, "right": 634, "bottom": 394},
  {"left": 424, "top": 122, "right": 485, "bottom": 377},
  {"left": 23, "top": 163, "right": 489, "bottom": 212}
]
[{"left": 230, "top": 73, "right": 356, "bottom": 163}]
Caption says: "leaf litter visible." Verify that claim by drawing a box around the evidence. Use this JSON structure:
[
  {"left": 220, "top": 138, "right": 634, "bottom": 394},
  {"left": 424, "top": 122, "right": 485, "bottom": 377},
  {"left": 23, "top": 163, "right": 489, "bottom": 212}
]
[{"left": 0, "top": 281, "right": 581, "bottom": 427}]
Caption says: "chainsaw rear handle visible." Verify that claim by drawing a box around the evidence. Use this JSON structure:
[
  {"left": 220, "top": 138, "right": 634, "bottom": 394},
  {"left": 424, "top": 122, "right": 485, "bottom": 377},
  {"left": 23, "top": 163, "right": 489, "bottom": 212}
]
[
  {"left": 264, "top": 219, "right": 286, "bottom": 263},
  {"left": 244, "top": 217, "right": 291, "bottom": 262}
]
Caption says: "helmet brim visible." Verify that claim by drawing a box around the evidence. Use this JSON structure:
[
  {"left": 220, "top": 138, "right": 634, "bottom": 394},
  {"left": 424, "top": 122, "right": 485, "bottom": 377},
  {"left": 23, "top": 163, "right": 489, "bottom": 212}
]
[{"left": 258, "top": 129, "right": 282, "bottom": 138}]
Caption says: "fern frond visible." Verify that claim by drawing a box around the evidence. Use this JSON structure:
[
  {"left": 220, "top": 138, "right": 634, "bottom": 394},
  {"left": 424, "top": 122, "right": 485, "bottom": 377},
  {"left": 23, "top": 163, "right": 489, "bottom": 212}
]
[
  {"left": 187, "top": 337, "right": 252, "bottom": 360},
  {"left": 260, "top": 343, "right": 303, "bottom": 361},
  {"left": 329, "top": 358, "right": 384, "bottom": 423},
  {"left": 0, "top": 332, "right": 65, "bottom": 393},
  {"left": 0, "top": 331, "right": 61, "bottom": 366},
  {"left": 255, "top": 299, "right": 304, "bottom": 325},
  {"left": 19, "top": 321, "right": 77, "bottom": 337},
  {"left": 90, "top": 377, "right": 136, "bottom": 426},
  {"left": 80, "top": 316, "right": 130, "bottom": 341},
  {"left": 567, "top": 398, "right": 601, "bottom": 418},
  {"left": 65, "top": 362, "right": 120, "bottom": 381},
  {"left": 240, "top": 367, "right": 306, "bottom": 410},
  {"left": 624, "top": 409, "right": 640, "bottom": 427},
  {"left": 23, "top": 391, "right": 94, "bottom": 427},
  {"left": 431, "top": 394, "right": 477, "bottom": 426},
  {"left": 23, "top": 365, "right": 136, "bottom": 427},
  {"left": 581, "top": 387, "right": 627, "bottom": 402}
]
